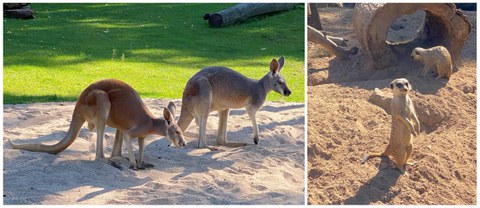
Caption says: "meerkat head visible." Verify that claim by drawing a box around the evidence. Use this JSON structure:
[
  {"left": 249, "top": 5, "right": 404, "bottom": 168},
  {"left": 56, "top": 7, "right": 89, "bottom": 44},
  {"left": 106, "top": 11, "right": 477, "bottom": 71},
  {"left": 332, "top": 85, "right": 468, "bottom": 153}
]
[
  {"left": 411, "top": 47, "right": 423, "bottom": 61},
  {"left": 390, "top": 78, "right": 411, "bottom": 95}
]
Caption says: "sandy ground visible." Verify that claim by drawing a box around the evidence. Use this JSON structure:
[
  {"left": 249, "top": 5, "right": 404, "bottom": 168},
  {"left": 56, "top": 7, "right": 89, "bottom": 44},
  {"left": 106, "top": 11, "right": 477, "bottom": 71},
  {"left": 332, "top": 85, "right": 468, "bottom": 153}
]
[
  {"left": 3, "top": 99, "right": 304, "bottom": 205},
  {"left": 307, "top": 7, "right": 476, "bottom": 205}
]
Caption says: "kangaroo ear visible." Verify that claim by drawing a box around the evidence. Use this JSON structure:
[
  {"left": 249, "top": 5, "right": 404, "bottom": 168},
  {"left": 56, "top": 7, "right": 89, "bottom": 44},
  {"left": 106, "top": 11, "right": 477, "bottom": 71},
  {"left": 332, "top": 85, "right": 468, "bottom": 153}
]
[
  {"left": 163, "top": 107, "right": 173, "bottom": 125},
  {"left": 167, "top": 102, "right": 176, "bottom": 116},
  {"left": 277, "top": 56, "right": 285, "bottom": 72},
  {"left": 270, "top": 58, "right": 279, "bottom": 76}
]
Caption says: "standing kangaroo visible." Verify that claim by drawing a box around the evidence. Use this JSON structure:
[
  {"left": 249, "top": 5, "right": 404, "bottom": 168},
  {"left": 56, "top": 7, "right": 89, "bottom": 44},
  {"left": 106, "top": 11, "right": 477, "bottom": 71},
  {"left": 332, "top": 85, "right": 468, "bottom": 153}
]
[
  {"left": 178, "top": 56, "right": 291, "bottom": 150},
  {"left": 9, "top": 79, "right": 186, "bottom": 170}
]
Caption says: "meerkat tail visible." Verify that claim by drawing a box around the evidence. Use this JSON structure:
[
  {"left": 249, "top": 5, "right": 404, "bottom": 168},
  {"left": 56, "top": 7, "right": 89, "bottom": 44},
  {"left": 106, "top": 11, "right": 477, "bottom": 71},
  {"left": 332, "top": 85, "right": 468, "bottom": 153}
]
[
  {"left": 9, "top": 111, "right": 85, "bottom": 154},
  {"left": 360, "top": 152, "right": 385, "bottom": 164}
]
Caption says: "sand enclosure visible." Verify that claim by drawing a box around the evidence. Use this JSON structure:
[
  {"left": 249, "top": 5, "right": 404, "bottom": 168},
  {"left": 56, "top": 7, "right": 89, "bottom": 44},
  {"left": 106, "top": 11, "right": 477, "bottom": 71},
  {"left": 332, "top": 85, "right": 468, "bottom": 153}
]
[
  {"left": 308, "top": 6, "right": 476, "bottom": 204},
  {"left": 3, "top": 99, "right": 304, "bottom": 205}
]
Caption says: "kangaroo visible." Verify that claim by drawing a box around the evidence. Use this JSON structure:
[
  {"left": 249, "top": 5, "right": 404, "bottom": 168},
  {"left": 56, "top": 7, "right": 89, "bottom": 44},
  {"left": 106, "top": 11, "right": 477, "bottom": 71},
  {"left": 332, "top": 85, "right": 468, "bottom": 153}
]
[
  {"left": 8, "top": 79, "right": 186, "bottom": 170},
  {"left": 178, "top": 56, "right": 292, "bottom": 150}
]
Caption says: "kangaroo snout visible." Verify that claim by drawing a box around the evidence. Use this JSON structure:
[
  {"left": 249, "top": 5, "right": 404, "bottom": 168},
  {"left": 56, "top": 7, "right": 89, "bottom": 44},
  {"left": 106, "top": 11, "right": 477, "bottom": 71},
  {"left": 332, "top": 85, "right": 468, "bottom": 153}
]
[
  {"left": 284, "top": 89, "right": 292, "bottom": 96},
  {"left": 178, "top": 140, "right": 186, "bottom": 147}
]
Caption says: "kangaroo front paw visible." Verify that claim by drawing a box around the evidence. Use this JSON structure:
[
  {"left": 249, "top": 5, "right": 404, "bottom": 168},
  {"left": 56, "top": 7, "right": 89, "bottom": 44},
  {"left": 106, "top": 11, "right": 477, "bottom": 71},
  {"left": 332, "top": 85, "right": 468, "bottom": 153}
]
[{"left": 254, "top": 136, "right": 259, "bottom": 145}]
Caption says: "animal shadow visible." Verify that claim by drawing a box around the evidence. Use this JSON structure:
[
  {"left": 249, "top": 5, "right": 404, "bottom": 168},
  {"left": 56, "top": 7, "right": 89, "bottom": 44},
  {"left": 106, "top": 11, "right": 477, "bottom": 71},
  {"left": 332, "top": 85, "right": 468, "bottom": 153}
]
[{"left": 343, "top": 158, "right": 402, "bottom": 205}]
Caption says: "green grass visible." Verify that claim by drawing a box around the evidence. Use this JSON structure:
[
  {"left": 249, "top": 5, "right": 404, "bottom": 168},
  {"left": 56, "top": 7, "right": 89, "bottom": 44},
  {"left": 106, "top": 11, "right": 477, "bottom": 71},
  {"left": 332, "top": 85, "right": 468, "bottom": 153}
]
[{"left": 3, "top": 3, "right": 305, "bottom": 104}]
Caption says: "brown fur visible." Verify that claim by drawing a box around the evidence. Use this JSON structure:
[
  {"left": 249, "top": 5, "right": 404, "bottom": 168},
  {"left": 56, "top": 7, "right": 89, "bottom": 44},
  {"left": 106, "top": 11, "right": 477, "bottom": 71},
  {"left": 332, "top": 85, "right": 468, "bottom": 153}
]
[
  {"left": 361, "top": 78, "right": 420, "bottom": 173},
  {"left": 411, "top": 46, "right": 453, "bottom": 79},
  {"left": 9, "top": 79, "right": 185, "bottom": 170},
  {"left": 178, "top": 57, "right": 292, "bottom": 150}
]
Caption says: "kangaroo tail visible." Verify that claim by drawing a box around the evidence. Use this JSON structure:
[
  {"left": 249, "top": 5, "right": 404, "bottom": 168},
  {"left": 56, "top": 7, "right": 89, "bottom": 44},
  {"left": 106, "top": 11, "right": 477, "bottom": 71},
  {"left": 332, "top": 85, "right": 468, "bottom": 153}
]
[{"left": 9, "top": 110, "right": 85, "bottom": 154}]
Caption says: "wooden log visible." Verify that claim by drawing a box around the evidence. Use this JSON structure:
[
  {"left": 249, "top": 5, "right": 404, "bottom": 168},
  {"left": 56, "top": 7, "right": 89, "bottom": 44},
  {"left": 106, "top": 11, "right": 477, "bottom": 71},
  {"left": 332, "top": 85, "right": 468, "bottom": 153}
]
[
  {"left": 308, "top": 3, "right": 322, "bottom": 30},
  {"left": 326, "top": 35, "right": 348, "bottom": 47},
  {"left": 4, "top": 9, "right": 34, "bottom": 19},
  {"left": 307, "top": 25, "right": 350, "bottom": 60},
  {"left": 353, "top": 3, "right": 471, "bottom": 69},
  {"left": 204, "top": 3, "right": 296, "bottom": 27},
  {"left": 3, "top": 3, "right": 34, "bottom": 19}
]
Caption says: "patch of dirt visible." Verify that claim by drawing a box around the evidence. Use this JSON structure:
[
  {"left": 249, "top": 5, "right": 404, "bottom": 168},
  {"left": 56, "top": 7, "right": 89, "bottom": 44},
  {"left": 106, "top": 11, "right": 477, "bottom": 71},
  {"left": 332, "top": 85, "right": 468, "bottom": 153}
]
[
  {"left": 307, "top": 7, "right": 476, "bottom": 205},
  {"left": 3, "top": 100, "right": 305, "bottom": 205}
]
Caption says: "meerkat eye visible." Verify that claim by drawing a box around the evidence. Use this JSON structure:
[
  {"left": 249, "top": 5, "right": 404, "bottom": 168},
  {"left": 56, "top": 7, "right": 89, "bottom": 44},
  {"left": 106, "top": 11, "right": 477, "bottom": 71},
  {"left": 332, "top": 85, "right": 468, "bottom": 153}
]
[
  {"left": 396, "top": 83, "right": 403, "bottom": 88},
  {"left": 415, "top": 51, "right": 419, "bottom": 55},
  {"left": 405, "top": 82, "right": 409, "bottom": 87}
]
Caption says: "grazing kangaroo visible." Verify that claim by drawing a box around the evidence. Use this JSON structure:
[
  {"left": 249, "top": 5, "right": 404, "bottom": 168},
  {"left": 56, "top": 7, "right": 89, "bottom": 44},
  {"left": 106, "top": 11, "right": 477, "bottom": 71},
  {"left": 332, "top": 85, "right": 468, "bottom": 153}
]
[
  {"left": 178, "top": 56, "right": 292, "bottom": 150},
  {"left": 9, "top": 79, "right": 186, "bottom": 170}
]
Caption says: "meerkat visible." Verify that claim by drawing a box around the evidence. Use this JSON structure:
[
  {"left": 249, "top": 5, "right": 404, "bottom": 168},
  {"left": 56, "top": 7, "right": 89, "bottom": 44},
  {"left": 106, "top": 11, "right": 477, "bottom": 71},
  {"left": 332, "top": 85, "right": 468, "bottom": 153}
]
[
  {"left": 411, "top": 46, "right": 453, "bottom": 79},
  {"left": 361, "top": 78, "right": 420, "bottom": 174}
]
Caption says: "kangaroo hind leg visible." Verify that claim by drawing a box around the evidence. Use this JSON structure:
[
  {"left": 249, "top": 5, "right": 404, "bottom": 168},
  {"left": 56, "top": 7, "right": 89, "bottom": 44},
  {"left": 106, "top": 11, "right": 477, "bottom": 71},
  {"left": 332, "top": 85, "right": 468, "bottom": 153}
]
[
  {"left": 87, "top": 90, "right": 121, "bottom": 169},
  {"left": 192, "top": 78, "right": 221, "bottom": 151}
]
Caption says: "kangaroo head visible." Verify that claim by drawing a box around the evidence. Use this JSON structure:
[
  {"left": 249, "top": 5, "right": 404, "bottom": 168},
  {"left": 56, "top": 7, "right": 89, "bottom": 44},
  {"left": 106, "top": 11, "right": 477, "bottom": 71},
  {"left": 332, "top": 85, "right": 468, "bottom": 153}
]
[
  {"left": 268, "top": 56, "right": 291, "bottom": 96},
  {"left": 163, "top": 102, "right": 186, "bottom": 148}
]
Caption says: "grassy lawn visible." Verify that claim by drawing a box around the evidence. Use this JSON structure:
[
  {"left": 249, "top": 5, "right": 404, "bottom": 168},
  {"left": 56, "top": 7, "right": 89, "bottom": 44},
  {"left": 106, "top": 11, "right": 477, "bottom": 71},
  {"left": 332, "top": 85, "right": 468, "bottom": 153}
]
[{"left": 3, "top": 3, "right": 305, "bottom": 104}]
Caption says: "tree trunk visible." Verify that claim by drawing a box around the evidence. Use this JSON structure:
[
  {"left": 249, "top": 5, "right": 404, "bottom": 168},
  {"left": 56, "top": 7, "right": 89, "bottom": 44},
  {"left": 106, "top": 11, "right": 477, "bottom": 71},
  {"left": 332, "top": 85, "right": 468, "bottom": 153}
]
[
  {"left": 308, "top": 25, "right": 350, "bottom": 60},
  {"left": 308, "top": 3, "right": 322, "bottom": 30},
  {"left": 354, "top": 3, "right": 471, "bottom": 69},
  {"left": 204, "top": 3, "right": 297, "bottom": 27}
]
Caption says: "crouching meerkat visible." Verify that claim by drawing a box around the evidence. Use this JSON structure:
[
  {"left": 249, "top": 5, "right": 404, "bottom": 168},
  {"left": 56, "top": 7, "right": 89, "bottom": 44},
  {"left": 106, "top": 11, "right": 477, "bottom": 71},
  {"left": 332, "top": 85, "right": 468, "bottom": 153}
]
[
  {"left": 411, "top": 46, "right": 453, "bottom": 79},
  {"left": 361, "top": 78, "right": 420, "bottom": 173}
]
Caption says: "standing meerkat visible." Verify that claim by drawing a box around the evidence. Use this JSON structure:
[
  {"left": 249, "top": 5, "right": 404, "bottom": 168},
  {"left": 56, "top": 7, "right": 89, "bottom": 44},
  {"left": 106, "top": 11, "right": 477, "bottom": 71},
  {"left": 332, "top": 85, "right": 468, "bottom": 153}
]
[
  {"left": 361, "top": 78, "right": 420, "bottom": 173},
  {"left": 411, "top": 46, "right": 453, "bottom": 79}
]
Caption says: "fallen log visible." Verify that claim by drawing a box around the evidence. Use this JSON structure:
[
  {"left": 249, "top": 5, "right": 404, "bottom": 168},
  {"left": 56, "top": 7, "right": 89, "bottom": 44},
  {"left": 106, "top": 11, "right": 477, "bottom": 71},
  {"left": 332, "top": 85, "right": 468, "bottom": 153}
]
[
  {"left": 3, "top": 3, "right": 34, "bottom": 19},
  {"left": 354, "top": 3, "right": 471, "bottom": 69},
  {"left": 325, "top": 35, "right": 348, "bottom": 47},
  {"left": 307, "top": 25, "right": 350, "bottom": 60},
  {"left": 204, "top": 3, "right": 296, "bottom": 27}
]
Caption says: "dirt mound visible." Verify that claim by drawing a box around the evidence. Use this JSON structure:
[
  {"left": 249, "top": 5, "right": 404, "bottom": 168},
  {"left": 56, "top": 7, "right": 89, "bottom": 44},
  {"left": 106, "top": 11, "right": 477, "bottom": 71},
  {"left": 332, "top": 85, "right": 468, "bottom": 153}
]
[{"left": 308, "top": 7, "right": 476, "bottom": 205}]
